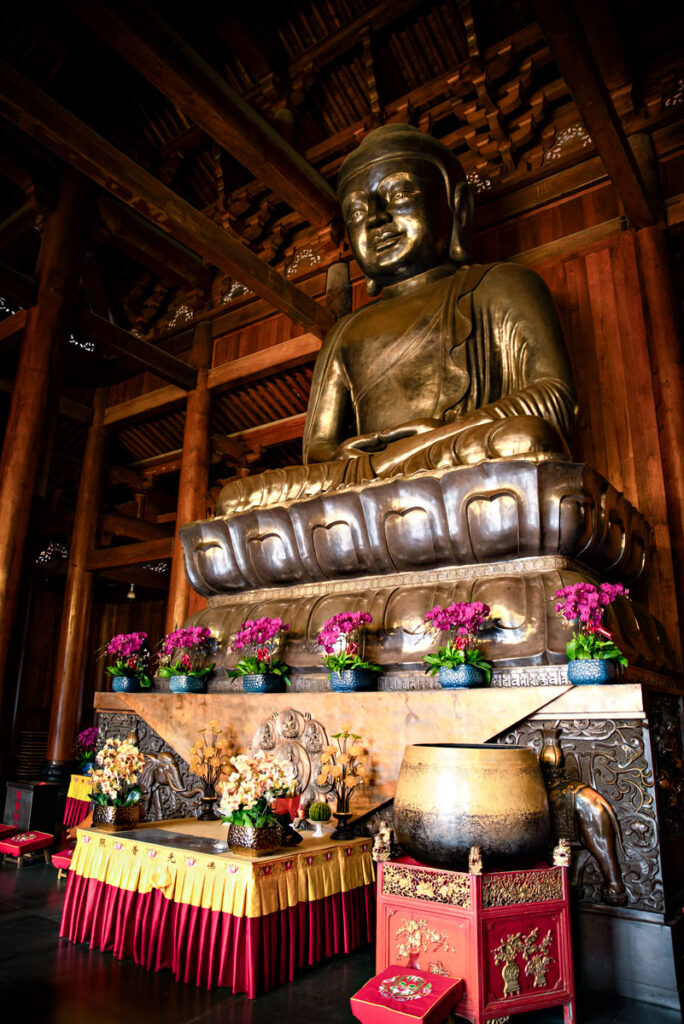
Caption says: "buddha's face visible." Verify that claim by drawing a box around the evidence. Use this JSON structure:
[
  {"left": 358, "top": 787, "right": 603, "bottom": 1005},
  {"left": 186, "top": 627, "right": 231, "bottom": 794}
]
[{"left": 341, "top": 158, "right": 453, "bottom": 288}]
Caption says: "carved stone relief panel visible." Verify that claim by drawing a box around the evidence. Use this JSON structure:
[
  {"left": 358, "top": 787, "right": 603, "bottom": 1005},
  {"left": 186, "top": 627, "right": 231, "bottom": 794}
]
[
  {"left": 647, "top": 692, "right": 684, "bottom": 844},
  {"left": 496, "top": 718, "right": 664, "bottom": 913},
  {"left": 251, "top": 708, "right": 329, "bottom": 808},
  {"left": 96, "top": 711, "right": 203, "bottom": 822}
]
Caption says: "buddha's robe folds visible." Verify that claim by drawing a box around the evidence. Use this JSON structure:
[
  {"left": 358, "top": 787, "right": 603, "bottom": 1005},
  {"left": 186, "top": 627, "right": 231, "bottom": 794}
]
[{"left": 216, "top": 262, "right": 577, "bottom": 516}]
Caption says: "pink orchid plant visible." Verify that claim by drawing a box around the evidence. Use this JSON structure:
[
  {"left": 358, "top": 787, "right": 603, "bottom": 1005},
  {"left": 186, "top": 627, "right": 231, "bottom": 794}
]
[
  {"left": 157, "top": 626, "right": 218, "bottom": 679},
  {"left": 74, "top": 725, "right": 99, "bottom": 768},
  {"left": 317, "top": 611, "right": 381, "bottom": 674},
  {"left": 228, "top": 617, "right": 290, "bottom": 682},
  {"left": 554, "top": 582, "right": 628, "bottom": 666},
  {"left": 102, "top": 632, "right": 152, "bottom": 688},
  {"left": 423, "top": 601, "right": 492, "bottom": 683}
]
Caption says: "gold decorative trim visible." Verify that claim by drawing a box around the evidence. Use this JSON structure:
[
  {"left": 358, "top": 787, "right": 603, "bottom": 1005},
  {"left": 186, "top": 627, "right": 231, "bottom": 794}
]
[
  {"left": 206, "top": 555, "right": 585, "bottom": 607},
  {"left": 383, "top": 863, "right": 471, "bottom": 907},
  {"left": 483, "top": 869, "right": 563, "bottom": 907}
]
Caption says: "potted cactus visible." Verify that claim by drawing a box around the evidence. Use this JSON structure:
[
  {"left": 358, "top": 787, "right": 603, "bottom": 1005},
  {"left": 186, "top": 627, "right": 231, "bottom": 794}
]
[{"left": 307, "top": 800, "right": 332, "bottom": 838}]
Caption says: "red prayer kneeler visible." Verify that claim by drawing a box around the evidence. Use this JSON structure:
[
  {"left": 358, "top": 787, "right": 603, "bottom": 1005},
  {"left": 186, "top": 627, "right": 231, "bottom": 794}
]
[
  {"left": 351, "top": 965, "right": 464, "bottom": 1024},
  {"left": 52, "top": 848, "right": 73, "bottom": 879},
  {"left": 0, "top": 830, "right": 53, "bottom": 865},
  {"left": 0, "top": 824, "right": 17, "bottom": 840}
]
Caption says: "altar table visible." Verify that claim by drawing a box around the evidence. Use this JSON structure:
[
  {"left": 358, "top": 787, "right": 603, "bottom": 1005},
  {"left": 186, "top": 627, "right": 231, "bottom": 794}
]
[
  {"left": 63, "top": 774, "right": 92, "bottom": 828},
  {"left": 59, "top": 818, "right": 375, "bottom": 997}
]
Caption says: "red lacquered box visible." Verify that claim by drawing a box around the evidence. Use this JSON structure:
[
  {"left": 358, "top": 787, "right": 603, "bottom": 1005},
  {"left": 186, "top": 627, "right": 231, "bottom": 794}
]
[
  {"left": 351, "top": 964, "right": 463, "bottom": 1024},
  {"left": 0, "top": 824, "right": 17, "bottom": 840},
  {"left": 376, "top": 859, "right": 575, "bottom": 1024}
]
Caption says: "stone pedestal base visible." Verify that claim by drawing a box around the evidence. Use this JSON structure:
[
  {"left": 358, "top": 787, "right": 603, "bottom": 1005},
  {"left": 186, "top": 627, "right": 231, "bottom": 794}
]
[{"left": 575, "top": 905, "right": 683, "bottom": 1009}]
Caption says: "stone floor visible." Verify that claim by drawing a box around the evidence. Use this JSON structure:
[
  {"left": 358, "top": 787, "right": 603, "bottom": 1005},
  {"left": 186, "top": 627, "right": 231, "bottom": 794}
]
[{"left": 0, "top": 862, "right": 681, "bottom": 1024}]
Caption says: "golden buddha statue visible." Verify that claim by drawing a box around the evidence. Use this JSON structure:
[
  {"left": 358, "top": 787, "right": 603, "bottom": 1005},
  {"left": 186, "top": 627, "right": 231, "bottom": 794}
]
[{"left": 217, "top": 124, "right": 577, "bottom": 516}]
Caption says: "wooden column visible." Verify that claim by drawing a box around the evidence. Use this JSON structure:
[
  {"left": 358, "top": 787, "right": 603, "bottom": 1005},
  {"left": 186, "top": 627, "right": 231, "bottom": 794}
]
[
  {"left": 0, "top": 170, "right": 87, "bottom": 732},
  {"left": 165, "top": 321, "right": 212, "bottom": 633},
  {"left": 636, "top": 225, "right": 684, "bottom": 651},
  {"left": 44, "top": 389, "right": 108, "bottom": 780}
]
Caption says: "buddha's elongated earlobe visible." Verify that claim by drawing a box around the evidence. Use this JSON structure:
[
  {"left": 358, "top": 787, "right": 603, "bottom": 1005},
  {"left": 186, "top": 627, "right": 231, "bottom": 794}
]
[
  {"left": 449, "top": 180, "right": 474, "bottom": 264},
  {"left": 365, "top": 275, "right": 381, "bottom": 296}
]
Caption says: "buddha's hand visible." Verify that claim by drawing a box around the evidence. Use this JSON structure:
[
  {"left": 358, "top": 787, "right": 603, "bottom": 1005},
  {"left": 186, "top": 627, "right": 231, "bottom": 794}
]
[{"left": 333, "top": 418, "right": 442, "bottom": 458}]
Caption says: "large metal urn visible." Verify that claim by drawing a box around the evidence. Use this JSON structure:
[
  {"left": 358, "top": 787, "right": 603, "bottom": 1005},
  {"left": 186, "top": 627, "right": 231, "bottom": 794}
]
[{"left": 393, "top": 743, "right": 550, "bottom": 870}]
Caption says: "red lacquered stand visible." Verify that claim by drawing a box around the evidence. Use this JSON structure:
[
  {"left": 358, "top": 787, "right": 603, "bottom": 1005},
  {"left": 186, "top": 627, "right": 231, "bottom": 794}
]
[{"left": 376, "top": 859, "right": 576, "bottom": 1024}]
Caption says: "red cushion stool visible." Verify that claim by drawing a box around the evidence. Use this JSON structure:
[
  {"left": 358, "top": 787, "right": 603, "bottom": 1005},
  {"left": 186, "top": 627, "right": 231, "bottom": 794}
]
[
  {"left": 351, "top": 965, "right": 464, "bottom": 1024},
  {"left": 0, "top": 824, "right": 17, "bottom": 840},
  {"left": 51, "top": 848, "right": 73, "bottom": 880},
  {"left": 0, "top": 830, "right": 53, "bottom": 866}
]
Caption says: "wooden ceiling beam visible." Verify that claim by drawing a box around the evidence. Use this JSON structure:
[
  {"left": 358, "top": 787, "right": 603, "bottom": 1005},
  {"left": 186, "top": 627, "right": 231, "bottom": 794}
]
[
  {"left": 85, "top": 536, "right": 173, "bottom": 570},
  {"left": 0, "top": 262, "right": 36, "bottom": 309},
  {"left": 104, "top": 331, "right": 321, "bottom": 425},
  {"left": 0, "top": 60, "right": 333, "bottom": 335},
  {"left": 0, "top": 308, "right": 27, "bottom": 350},
  {"left": 74, "top": 308, "right": 197, "bottom": 391},
  {"left": 0, "top": 203, "right": 40, "bottom": 255},
  {"left": 95, "top": 195, "right": 212, "bottom": 295},
  {"left": 68, "top": 0, "right": 339, "bottom": 228},
  {"left": 98, "top": 565, "right": 169, "bottom": 591},
  {"left": 230, "top": 412, "right": 306, "bottom": 451},
  {"left": 530, "top": 0, "right": 654, "bottom": 229},
  {"left": 100, "top": 512, "right": 172, "bottom": 542}
]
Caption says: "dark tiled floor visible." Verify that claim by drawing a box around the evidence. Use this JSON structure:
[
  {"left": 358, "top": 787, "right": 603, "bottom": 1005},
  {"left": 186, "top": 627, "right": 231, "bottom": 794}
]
[{"left": 0, "top": 863, "right": 681, "bottom": 1024}]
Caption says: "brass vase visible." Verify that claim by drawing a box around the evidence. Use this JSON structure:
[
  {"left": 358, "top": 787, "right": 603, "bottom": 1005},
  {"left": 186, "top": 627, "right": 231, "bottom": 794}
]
[
  {"left": 227, "top": 822, "right": 282, "bottom": 857},
  {"left": 92, "top": 803, "right": 141, "bottom": 832},
  {"left": 393, "top": 743, "right": 550, "bottom": 870}
]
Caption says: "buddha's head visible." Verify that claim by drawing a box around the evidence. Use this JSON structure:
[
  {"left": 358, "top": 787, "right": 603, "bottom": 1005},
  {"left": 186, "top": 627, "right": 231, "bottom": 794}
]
[{"left": 338, "top": 124, "right": 473, "bottom": 295}]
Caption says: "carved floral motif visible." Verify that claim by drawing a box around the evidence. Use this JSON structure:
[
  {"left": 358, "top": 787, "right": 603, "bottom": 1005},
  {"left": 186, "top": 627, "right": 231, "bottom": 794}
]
[
  {"left": 483, "top": 869, "right": 563, "bottom": 907},
  {"left": 383, "top": 864, "right": 471, "bottom": 907}
]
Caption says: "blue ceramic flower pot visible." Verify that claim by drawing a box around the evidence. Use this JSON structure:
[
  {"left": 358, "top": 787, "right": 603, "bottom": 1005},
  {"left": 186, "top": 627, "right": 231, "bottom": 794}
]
[
  {"left": 111, "top": 675, "right": 141, "bottom": 693},
  {"left": 567, "top": 659, "right": 619, "bottom": 685},
  {"left": 80, "top": 761, "right": 94, "bottom": 776},
  {"left": 438, "top": 664, "right": 487, "bottom": 689},
  {"left": 242, "top": 673, "right": 284, "bottom": 693},
  {"left": 169, "top": 674, "right": 206, "bottom": 693},
  {"left": 329, "top": 669, "right": 377, "bottom": 692}
]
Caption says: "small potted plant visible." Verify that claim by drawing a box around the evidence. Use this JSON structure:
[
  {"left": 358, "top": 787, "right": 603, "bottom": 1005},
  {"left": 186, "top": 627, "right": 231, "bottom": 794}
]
[
  {"left": 306, "top": 799, "right": 332, "bottom": 838},
  {"left": 219, "top": 750, "right": 297, "bottom": 856},
  {"left": 228, "top": 617, "right": 290, "bottom": 693},
  {"left": 157, "top": 626, "right": 218, "bottom": 693},
  {"left": 423, "top": 601, "right": 491, "bottom": 688},
  {"left": 188, "top": 720, "right": 234, "bottom": 819},
  {"left": 316, "top": 723, "right": 369, "bottom": 839},
  {"left": 102, "top": 632, "right": 152, "bottom": 692},
  {"left": 317, "top": 611, "right": 381, "bottom": 691},
  {"left": 554, "top": 582, "right": 629, "bottom": 684},
  {"left": 91, "top": 736, "right": 145, "bottom": 831},
  {"left": 74, "top": 726, "right": 98, "bottom": 775}
]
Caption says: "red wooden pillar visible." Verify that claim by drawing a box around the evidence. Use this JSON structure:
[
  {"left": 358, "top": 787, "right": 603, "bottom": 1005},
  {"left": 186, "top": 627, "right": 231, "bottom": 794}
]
[
  {"left": 44, "top": 388, "right": 108, "bottom": 781},
  {"left": 636, "top": 225, "right": 684, "bottom": 652},
  {"left": 165, "top": 320, "right": 212, "bottom": 633},
  {"left": 0, "top": 170, "right": 87, "bottom": 742}
]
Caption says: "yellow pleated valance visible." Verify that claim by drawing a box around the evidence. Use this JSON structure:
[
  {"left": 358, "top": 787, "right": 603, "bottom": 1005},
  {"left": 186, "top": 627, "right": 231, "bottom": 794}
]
[{"left": 71, "top": 820, "right": 374, "bottom": 919}]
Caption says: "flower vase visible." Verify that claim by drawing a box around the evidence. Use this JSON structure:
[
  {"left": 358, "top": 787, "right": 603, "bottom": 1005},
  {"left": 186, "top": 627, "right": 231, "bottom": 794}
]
[
  {"left": 329, "top": 669, "right": 377, "bottom": 692},
  {"left": 80, "top": 761, "right": 94, "bottom": 776},
  {"left": 241, "top": 673, "right": 284, "bottom": 693},
  {"left": 92, "top": 803, "right": 140, "bottom": 832},
  {"left": 567, "top": 659, "right": 619, "bottom": 684},
  {"left": 197, "top": 787, "right": 219, "bottom": 820},
  {"left": 111, "top": 675, "right": 142, "bottom": 693},
  {"left": 330, "top": 810, "right": 354, "bottom": 840},
  {"left": 169, "top": 674, "right": 206, "bottom": 693},
  {"left": 227, "top": 823, "right": 282, "bottom": 857},
  {"left": 438, "top": 664, "right": 487, "bottom": 689}
]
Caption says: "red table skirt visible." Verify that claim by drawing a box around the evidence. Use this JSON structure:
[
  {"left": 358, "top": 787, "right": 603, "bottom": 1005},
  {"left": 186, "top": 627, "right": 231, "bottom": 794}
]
[
  {"left": 63, "top": 797, "right": 91, "bottom": 828},
  {"left": 59, "top": 871, "right": 375, "bottom": 997}
]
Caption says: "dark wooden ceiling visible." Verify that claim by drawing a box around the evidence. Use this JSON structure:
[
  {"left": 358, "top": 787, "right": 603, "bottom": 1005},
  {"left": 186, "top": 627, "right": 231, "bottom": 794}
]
[{"left": 0, "top": 0, "right": 683, "bottom": 498}]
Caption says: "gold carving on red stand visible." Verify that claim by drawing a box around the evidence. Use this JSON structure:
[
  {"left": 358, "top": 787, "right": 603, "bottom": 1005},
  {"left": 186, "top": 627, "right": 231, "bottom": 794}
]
[
  {"left": 383, "top": 864, "right": 471, "bottom": 907},
  {"left": 483, "top": 869, "right": 563, "bottom": 907},
  {"left": 492, "top": 927, "right": 555, "bottom": 996}
]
